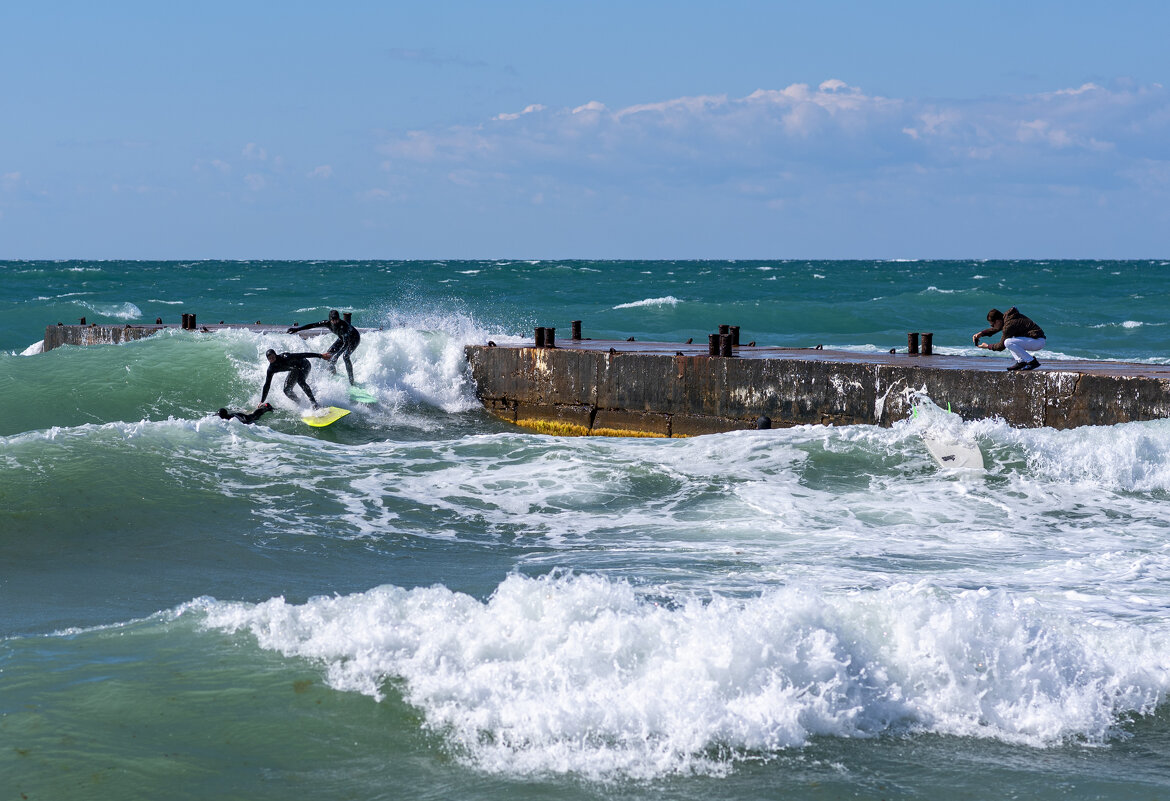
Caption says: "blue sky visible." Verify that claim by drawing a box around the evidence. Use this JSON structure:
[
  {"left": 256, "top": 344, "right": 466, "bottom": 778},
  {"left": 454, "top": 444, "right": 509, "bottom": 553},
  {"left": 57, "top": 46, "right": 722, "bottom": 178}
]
[{"left": 1, "top": 1, "right": 1168, "bottom": 259}]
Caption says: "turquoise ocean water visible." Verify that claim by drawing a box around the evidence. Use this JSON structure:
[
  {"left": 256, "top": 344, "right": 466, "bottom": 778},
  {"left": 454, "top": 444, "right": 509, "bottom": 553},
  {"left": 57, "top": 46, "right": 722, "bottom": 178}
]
[{"left": 2, "top": 260, "right": 1170, "bottom": 799}]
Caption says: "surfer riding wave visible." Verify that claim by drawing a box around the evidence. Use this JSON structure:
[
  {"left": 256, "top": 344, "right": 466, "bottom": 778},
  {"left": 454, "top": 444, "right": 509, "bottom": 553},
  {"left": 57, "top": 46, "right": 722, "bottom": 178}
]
[{"left": 288, "top": 310, "right": 361, "bottom": 385}]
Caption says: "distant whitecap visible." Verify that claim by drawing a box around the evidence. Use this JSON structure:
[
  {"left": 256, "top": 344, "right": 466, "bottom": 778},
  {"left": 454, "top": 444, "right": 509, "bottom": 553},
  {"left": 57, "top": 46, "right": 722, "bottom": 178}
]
[{"left": 612, "top": 296, "right": 681, "bottom": 310}]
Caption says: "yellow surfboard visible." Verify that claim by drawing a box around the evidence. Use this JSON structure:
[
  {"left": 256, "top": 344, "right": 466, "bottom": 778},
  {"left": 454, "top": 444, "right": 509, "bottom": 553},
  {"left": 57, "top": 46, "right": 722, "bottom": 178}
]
[{"left": 301, "top": 406, "right": 351, "bottom": 427}]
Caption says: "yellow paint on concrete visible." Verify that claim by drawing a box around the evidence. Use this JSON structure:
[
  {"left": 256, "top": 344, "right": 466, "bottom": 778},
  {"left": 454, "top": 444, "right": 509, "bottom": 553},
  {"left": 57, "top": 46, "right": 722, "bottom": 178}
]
[
  {"left": 514, "top": 418, "right": 670, "bottom": 438},
  {"left": 515, "top": 419, "right": 592, "bottom": 437},
  {"left": 591, "top": 427, "right": 667, "bottom": 439}
]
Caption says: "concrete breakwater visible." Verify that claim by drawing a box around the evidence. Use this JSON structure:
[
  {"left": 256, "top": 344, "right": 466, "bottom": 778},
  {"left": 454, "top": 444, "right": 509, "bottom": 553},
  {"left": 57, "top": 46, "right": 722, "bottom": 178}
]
[
  {"left": 42, "top": 316, "right": 369, "bottom": 352},
  {"left": 39, "top": 322, "right": 1170, "bottom": 435},
  {"left": 466, "top": 339, "right": 1170, "bottom": 436}
]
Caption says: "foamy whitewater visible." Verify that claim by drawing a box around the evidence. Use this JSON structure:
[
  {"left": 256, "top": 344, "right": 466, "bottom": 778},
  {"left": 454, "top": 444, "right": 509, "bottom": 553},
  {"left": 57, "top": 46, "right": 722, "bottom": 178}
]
[{"left": 3, "top": 260, "right": 1170, "bottom": 800}]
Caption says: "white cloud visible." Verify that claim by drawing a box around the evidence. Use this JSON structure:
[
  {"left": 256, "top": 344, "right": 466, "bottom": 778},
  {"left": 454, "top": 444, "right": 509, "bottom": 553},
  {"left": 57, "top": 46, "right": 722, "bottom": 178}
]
[
  {"left": 372, "top": 80, "right": 1170, "bottom": 203},
  {"left": 382, "top": 130, "right": 441, "bottom": 162},
  {"left": 192, "top": 159, "right": 232, "bottom": 175},
  {"left": 572, "top": 101, "right": 607, "bottom": 115},
  {"left": 1017, "top": 119, "right": 1072, "bottom": 147},
  {"left": 615, "top": 94, "right": 726, "bottom": 120},
  {"left": 495, "top": 104, "right": 546, "bottom": 121},
  {"left": 1, "top": 171, "right": 21, "bottom": 190},
  {"left": 1050, "top": 83, "right": 1104, "bottom": 97},
  {"left": 308, "top": 165, "right": 334, "bottom": 179},
  {"left": 244, "top": 173, "right": 266, "bottom": 191},
  {"left": 242, "top": 143, "right": 267, "bottom": 161}
]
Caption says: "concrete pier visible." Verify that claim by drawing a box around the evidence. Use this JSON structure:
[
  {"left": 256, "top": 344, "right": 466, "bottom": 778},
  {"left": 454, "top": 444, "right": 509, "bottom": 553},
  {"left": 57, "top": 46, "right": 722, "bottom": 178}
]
[
  {"left": 39, "top": 323, "right": 1170, "bottom": 434},
  {"left": 466, "top": 339, "right": 1170, "bottom": 435},
  {"left": 42, "top": 321, "right": 373, "bottom": 352}
]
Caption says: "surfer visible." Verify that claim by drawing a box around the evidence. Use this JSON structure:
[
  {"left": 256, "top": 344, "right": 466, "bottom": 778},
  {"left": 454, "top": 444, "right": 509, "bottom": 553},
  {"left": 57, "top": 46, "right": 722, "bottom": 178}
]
[
  {"left": 287, "top": 310, "right": 361, "bottom": 385},
  {"left": 261, "top": 349, "right": 325, "bottom": 408},
  {"left": 217, "top": 402, "right": 274, "bottom": 424},
  {"left": 972, "top": 307, "right": 1046, "bottom": 370}
]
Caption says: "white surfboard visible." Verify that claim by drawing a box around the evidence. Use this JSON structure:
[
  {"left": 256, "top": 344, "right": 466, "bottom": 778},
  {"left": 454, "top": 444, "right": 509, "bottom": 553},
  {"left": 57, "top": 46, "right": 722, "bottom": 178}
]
[{"left": 922, "top": 431, "right": 984, "bottom": 470}]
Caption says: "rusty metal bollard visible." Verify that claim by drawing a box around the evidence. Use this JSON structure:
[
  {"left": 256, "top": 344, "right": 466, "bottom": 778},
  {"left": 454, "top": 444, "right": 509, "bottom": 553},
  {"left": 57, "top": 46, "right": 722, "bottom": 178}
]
[
  {"left": 921, "top": 332, "right": 933, "bottom": 355},
  {"left": 907, "top": 332, "right": 919, "bottom": 355}
]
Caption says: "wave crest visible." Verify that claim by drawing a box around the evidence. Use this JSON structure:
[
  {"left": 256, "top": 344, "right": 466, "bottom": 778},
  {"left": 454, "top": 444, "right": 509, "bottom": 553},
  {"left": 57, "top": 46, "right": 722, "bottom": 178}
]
[{"left": 195, "top": 573, "right": 1170, "bottom": 780}]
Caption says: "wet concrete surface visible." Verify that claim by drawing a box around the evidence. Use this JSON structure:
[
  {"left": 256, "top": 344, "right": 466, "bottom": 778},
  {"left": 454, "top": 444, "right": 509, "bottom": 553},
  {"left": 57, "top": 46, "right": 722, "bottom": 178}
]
[{"left": 468, "top": 340, "right": 1170, "bottom": 435}]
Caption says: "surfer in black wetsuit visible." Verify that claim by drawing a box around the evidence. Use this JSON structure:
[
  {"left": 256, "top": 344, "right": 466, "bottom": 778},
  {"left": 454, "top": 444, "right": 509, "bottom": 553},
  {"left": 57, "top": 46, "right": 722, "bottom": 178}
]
[
  {"left": 287, "top": 310, "right": 361, "bottom": 385},
  {"left": 217, "top": 402, "right": 274, "bottom": 424},
  {"left": 261, "top": 349, "right": 325, "bottom": 408}
]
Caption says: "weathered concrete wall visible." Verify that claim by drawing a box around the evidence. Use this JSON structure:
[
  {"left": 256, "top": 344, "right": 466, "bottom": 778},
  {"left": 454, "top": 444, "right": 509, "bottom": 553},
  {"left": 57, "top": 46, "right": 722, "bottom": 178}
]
[
  {"left": 44, "top": 324, "right": 166, "bottom": 351},
  {"left": 38, "top": 326, "right": 1170, "bottom": 433},
  {"left": 41, "top": 323, "right": 354, "bottom": 352},
  {"left": 466, "top": 344, "right": 1170, "bottom": 434}
]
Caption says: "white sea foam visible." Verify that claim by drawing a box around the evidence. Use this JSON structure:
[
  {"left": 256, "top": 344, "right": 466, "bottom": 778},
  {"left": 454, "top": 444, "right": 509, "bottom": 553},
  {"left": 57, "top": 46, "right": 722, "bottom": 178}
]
[
  {"left": 612, "top": 296, "right": 682, "bottom": 310},
  {"left": 223, "top": 310, "right": 508, "bottom": 417},
  {"left": 31, "top": 291, "right": 91, "bottom": 300},
  {"left": 20, "top": 340, "right": 44, "bottom": 356},
  {"left": 79, "top": 300, "right": 143, "bottom": 320},
  {"left": 196, "top": 572, "right": 1170, "bottom": 779},
  {"left": 182, "top": 410, "right": 1170, "bottom": 611},
  {"left": 1089, "top": 320, "right": 1158, "bottom": 329}
]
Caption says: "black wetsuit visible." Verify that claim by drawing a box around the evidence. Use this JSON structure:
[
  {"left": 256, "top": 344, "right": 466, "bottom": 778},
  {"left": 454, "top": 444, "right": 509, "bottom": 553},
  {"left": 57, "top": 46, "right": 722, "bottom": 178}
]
[
  {"left": 288, "top": 317, "right": 361, "bottom": 383},
  {"left": 261, "top": 352, "right": 324, "bottom": 406},
  {"left": 220, "top": 404, "right": 273, "bottom": 424}
]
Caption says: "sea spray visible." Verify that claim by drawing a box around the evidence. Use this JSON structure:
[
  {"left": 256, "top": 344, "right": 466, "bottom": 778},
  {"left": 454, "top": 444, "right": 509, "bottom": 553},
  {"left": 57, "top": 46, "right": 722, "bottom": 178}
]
[{"left": 196, "top": 573, "right": 1170, "bottom": 779}]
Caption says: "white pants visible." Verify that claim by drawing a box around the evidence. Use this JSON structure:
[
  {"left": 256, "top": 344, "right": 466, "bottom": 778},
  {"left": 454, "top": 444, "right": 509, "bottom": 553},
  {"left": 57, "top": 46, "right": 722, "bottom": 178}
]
[{"left": 1004, "top": 336, "right": 1045, "bottom": 363}]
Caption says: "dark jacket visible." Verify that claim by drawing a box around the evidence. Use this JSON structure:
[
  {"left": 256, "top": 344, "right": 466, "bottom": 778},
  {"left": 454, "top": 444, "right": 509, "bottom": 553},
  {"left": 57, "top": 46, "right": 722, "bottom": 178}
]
[{"left": 978, "top": 307, "right": 1046, "bottom": 351}]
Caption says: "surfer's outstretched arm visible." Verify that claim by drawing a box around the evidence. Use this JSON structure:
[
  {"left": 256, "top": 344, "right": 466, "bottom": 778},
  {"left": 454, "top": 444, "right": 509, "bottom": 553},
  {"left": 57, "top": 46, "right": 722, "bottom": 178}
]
[
  {"left": 287, "top": 320, "right": 329, "bottom": 334},
  {"left": 260, "top": 365, "right": 277, "bottom": 403}
]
